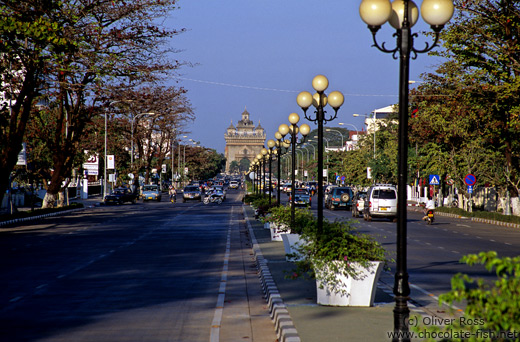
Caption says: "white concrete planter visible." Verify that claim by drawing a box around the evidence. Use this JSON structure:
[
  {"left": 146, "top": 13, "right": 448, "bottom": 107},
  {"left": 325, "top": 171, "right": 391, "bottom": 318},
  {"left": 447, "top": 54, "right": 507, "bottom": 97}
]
[
  {"left": 281, "top": 233, "right": 306, "bottom": 262},
  {"left": 315, "top": 261, "right": 383, "bottom": 307},
  {"left": 269, "top": 222, "right": 288, "bottom": 241}
]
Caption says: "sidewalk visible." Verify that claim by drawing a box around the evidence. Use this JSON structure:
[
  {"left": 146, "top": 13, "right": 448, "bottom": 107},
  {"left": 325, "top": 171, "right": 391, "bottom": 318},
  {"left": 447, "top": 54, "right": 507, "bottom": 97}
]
[
  {"left": 242, "top": 204, "right": 461, "bottom": 342},
  {"left": 0, "top": 195, "right": 103, "bottom": 228}
]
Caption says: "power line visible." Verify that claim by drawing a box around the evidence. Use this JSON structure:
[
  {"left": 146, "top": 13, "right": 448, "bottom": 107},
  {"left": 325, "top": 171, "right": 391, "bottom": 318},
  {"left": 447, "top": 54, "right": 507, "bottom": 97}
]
[{"left": 174, "top": 76, "right": 397, "bottom": 97}]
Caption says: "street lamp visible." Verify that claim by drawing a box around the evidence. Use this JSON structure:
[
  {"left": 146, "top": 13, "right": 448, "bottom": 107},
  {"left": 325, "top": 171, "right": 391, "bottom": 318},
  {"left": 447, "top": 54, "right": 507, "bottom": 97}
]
[
  {"left": 354, "top": 113, "right": 377, "bottom": 158},
  {"left": 297, "top": 75, "right": 344, "bottom": 236},
  {"left": 130, "top": 112, "right": 156, "bottom": 168},
  {"left": 325, "top": 128, "right": 345, "bottom": 149},
  {"left": 278, "top": 114, "right": 310, "bottom": 229},
  {"left": 261, "top": 148, "right": 268, "bottom": 195},
  {"left": 359, "top": 1, "right": 454, "bottom": 340},
  {"left": 267, "top": 139, "right": 276, "bottom": 205},
  {"left": 339, "top": 122, "right": 360, "bottom": 150},
  {"left": 105, "top": 100, "right": 133, "bottom": 198},
  {"left": 275, "top": 132, "right": 290, "bottom": 205}
]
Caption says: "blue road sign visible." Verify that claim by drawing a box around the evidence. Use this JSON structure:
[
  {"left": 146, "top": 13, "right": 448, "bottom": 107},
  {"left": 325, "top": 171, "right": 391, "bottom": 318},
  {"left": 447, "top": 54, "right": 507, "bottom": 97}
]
[
  {"left": 467, "top": 185, "right": 473, "bottom": 194},
  {"left": 429, "top": 174, "right": 440, "bottom": 185},
  {"left": 464, "top": 174, "right": 476, "bottom": 186}
]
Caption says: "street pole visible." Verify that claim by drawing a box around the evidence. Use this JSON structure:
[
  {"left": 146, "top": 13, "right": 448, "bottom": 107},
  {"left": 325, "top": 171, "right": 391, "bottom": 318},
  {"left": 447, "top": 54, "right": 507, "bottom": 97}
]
[
  {"left": 359, "top": 1, "right": 454, "bottom": 340},
  {"left": 297, "top": 76, "right": 344, "bottom": 236}
]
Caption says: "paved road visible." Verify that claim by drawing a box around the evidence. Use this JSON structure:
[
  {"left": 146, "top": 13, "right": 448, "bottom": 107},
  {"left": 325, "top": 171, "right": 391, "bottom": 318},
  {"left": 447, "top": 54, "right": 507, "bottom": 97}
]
[
  {"left": 323, "top": 202, "right": 520, "bottom": 306},
  {"left": 0, "top": 190, "right": 276, "bottom": 342}
]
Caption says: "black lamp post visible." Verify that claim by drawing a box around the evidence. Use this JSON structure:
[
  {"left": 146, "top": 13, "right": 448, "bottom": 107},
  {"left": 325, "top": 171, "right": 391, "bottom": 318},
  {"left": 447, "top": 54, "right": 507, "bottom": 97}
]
[
  {"left": 267, "top": 139, "right": 276, "bottom": 205},
  {"left": 278, "top": 114, "right": 310, "bottom": 230},
  {"left": 359, "top": 0, "right": 454, "bottom": 341},
  {"left": 297, "top": 75, "right": 344, "bottom": 236},
  {"left": 274, "top": 132, "right": 291, "bottom": 206},
  {"left": 253, "top": 159, "right": 259, "bottom": 195},
  {"left": 256, "top": 153, "right": 264, "bottom": 196},
  {"left": 261, "top": 148, "right": 269, "bottom": 196}
]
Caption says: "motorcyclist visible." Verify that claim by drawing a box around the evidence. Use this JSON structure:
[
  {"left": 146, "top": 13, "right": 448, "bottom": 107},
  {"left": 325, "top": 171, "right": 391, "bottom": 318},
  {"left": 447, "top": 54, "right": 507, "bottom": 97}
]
[
  {"left": 422, "top": 195, "right": 435, "bottom": 220},
  {"left": 169, "top": 185, "right": 177, "bottom": 203}
]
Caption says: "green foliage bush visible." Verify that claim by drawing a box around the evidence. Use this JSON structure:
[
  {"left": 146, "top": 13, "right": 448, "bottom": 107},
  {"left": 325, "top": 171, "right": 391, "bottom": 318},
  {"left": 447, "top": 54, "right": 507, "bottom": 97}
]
[
  {"left": 291, "top": 218, "right": 390, "bottom": 292},
  {"left": 414, "top": 251, "right": 520, "bottom": 341},
  {"left": 266, "top": 205, "right": 315, "bottom": 234}
]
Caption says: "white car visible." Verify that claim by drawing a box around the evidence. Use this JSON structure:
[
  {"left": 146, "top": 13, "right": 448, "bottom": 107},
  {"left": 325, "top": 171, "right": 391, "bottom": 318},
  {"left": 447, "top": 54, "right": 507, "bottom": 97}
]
[{"left": 363, "top": 184, "right": 398, "bottom": 221}]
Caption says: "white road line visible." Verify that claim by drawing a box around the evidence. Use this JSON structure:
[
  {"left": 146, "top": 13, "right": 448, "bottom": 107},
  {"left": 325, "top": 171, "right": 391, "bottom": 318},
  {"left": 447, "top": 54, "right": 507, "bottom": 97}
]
[{"left": 209, "top": 206, "right": 234, "bottom": 342}]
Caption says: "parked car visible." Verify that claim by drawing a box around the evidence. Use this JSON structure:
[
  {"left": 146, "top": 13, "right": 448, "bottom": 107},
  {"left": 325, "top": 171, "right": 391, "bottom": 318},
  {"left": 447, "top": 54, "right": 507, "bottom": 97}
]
[
  {"left": 325, "top": 187, "right": 353, "bottom": 210},
  {"left": 142, "top": 184, "right": 162, "bottom": 202},
  {"left": 104, "top": 187, "right": 138, "bottom": 205},
  {"left": 292, "top": 188, "right": 311, "bottom": 207},
  {"left": 363, "top": 184, "right": 398, "bottom": 221},
  {"left": 351, "top": 191, "right": 367, "bottom": 217},
  {"left": 183, "top": 185, "right": 203, "bottom": 202}
]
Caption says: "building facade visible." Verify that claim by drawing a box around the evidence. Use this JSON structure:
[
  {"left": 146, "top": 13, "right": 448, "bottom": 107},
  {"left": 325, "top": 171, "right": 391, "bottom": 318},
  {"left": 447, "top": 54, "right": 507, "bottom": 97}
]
[{"left": 224, "top": 108, "right": 265, "bottom": 173}]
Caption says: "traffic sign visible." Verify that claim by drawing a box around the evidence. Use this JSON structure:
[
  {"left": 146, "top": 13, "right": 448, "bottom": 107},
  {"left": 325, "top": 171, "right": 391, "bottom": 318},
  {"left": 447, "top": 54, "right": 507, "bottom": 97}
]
[
  {"left": 467, "top": 185, "right": 473, "bottom": 194},
  {"left": 464, "top": 174, "right": 476, "bottom": 186},
  {"left": 429, "top": 174, "right": 440, "bottom": 185}
]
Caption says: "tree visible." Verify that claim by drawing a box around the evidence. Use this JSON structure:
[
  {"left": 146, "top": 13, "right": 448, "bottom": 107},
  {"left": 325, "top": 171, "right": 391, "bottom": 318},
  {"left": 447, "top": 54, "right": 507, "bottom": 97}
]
[
  {"left": 414, "top": 0, "right": 520, "bottom": 198},
  {"left": 0, "top": 0, "right": 73, "bottom": 205},
  {"left": 2, "top": 0, "right": 187, "bottom": 208}
]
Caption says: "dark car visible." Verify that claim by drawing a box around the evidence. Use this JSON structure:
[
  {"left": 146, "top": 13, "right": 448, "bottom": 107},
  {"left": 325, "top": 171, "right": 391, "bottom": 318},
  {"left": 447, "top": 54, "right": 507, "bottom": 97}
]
[
  {"left": 183, "top": 185, "right": 203, "bottom": 202},
  {"left": 325, "top": 187, "right": 353, "bottom": 210},
  {"left": 104, "top": 187, "right": 138, "bottom": 205}
]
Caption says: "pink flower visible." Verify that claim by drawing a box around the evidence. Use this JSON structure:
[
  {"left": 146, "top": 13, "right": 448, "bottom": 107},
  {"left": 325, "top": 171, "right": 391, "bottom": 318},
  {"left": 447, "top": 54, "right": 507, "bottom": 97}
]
[{"left": 343, "top": 256, "right": 348, "bottom": 261}]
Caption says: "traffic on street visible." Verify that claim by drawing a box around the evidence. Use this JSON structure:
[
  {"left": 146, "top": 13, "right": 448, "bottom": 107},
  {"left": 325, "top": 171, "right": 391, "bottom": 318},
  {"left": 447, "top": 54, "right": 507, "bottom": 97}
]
[{"left": 0, "top": 188, "right": 276, "bottom": 342}]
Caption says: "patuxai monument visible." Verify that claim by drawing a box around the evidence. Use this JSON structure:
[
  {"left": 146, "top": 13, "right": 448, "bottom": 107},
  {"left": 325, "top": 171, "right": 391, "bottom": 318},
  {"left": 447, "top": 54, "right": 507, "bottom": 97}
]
[{"left": 224, "top": 107, "right": 265, "bottom": 173}]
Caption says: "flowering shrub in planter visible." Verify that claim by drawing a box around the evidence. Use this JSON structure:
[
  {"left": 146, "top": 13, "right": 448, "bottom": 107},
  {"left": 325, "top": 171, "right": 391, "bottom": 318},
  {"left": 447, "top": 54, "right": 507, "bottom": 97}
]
[
  {"left": 266, "top": 205, "right": 315, "bottom": 235},
  {"left": 292, "top": 218, "right": 390, "bottom": 306}
]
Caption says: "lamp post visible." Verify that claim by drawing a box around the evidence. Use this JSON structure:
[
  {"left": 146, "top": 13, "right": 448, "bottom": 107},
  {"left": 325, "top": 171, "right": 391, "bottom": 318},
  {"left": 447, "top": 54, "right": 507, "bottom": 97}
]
[
  {"left": 278, "top": 114, "right": 310, "bottom": 229},
  {"left": 325, "top": 128, "right": 345, "bottom": 149},
  {"left": 105, "top": 100, "right": 133, "bottom": 198},
  {"left": 261, "top": 148, "right": 269, "bottom": 196},
  {"left": 359, "top": 1, "right": 454, "bottom": 340},
  {"left": 267, "top": 139, "right": 276, "bottom": 205},
  {"left": 338, "top": 123, "right": 360, "bottom": 150},
  {"left": 297, "top": 75, "right": 344, "bottom": 236},
  {"left": 354, "top": 113, "right": 377, "bottom": 158},
  {"left": 275, "top": 132, "right": 290, "bottom": 205},
  {"left": 256, "top": 153, "right": 263, "bottom": 195},
  {"left": 130, "top": 112, "right": 156, "bottom": 168}
]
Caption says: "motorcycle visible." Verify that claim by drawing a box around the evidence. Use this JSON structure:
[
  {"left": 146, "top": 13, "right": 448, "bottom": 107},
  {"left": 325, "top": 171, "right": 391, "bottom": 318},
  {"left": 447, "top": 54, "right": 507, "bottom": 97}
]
[
  {"left": 426, "top": 209, "right": 435, "bottom": 225},
  {"left": 203, "top": 192, "right": 223, "bottom": 205}
]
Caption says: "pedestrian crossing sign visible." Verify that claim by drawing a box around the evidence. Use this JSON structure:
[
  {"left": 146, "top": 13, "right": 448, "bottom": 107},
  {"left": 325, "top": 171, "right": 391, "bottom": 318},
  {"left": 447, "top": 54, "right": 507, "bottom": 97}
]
[{"left": 429, "top": 174, "right": 440, "bottom": 185}]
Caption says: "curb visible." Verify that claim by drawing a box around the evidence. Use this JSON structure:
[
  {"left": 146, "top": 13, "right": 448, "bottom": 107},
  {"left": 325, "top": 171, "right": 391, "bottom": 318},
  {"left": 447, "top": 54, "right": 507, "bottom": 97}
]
[
  {"left": 0, "top": 207, "right": 87, "bottom": 228},
  {"left": 243, "top": 205, "right": 301, "bottom": 342}
]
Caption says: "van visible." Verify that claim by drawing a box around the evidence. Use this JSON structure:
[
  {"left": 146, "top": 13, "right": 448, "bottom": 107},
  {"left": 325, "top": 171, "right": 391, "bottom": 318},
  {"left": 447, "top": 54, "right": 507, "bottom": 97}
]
[{"left": 363, "top": 184, "right": 398, "bottom": 221}]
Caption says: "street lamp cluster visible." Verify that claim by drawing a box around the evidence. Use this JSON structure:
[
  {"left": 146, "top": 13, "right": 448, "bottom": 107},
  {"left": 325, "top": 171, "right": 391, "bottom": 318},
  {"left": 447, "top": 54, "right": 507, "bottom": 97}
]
[
  {"left": 359, "top": 1, "right": 454, "bottom": 340},
  {"left": 246, "top": 2, "right": 454, "bottom": 341},
  {"left": 297, "top": 75, "right": 344, "bottom": 236}
]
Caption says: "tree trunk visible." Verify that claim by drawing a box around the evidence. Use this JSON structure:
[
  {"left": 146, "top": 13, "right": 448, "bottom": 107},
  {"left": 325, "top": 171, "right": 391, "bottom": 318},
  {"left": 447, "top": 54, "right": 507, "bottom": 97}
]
[{"left": 42, "top": 192, "right": 58, "bottom": 208}]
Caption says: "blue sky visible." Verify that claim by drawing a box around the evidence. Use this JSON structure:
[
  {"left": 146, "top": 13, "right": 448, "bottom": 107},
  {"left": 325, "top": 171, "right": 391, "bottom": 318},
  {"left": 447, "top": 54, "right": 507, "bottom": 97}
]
[{"left": 167, "top": 0, "right": 447, "bottom": 153}]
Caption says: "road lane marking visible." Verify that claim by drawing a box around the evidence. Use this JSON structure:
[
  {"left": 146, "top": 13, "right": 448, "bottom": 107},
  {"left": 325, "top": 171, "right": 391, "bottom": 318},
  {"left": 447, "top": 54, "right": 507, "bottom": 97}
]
[{"left": 209, "top": 206, "right": 234, "bottom": 342}]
